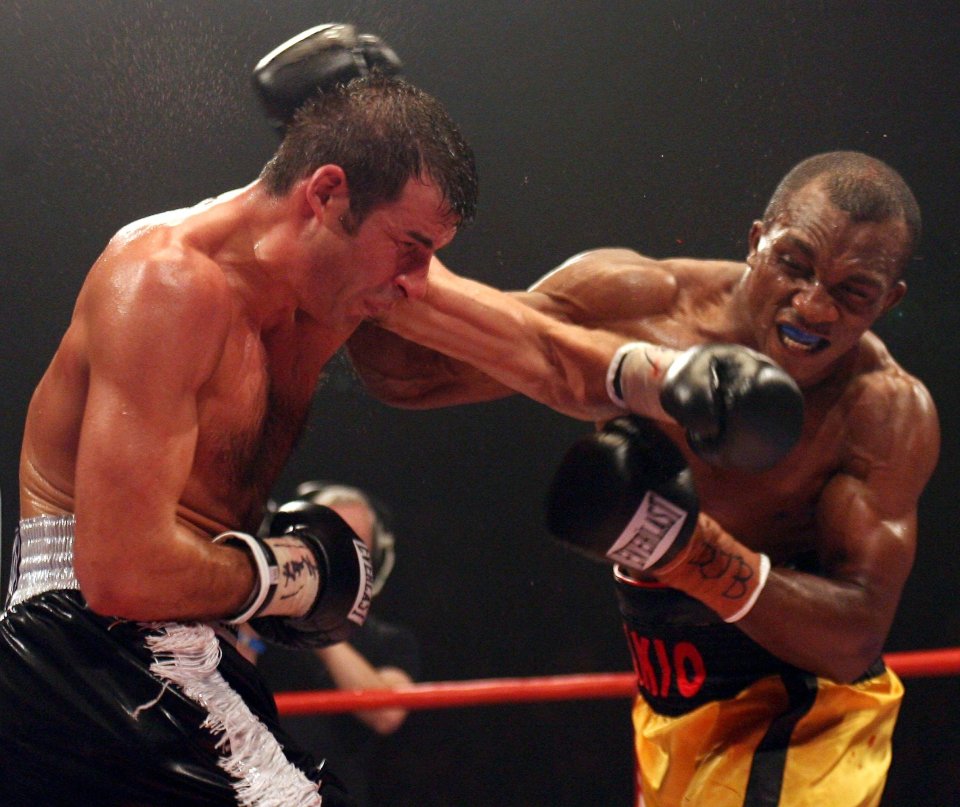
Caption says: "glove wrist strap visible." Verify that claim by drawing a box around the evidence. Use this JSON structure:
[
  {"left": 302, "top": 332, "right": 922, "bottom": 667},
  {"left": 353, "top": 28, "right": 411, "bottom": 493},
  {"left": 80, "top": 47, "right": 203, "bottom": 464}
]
[
  {"left": 606, "top": 341, "right": 680, "bottom": 419},
  {"left": 214, "top": 531, "right": 277, "bottom": 624}
]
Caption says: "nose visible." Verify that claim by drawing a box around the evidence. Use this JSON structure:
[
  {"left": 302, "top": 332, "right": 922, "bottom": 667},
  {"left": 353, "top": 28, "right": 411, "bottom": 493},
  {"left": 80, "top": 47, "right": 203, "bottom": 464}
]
[
  {"left": 395, "top": 261, "right": 430, "bottom": 301},
  {"left": 792, "top": 281, "right": 839, "bottom": 324}
]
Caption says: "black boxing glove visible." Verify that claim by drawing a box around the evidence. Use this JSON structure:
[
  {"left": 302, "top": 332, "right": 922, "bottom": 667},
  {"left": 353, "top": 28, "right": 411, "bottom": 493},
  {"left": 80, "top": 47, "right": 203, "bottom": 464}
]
[
  {"left": 546, "top": 416, "right": 698, "bottom": 570},
  {"left": 546, "top": 416, "right": 772, "bottom": 622},
  {"left": 607, "top": 342, "right": 803, "bottom": 472},
  {"left": 215, "top": 501, "right": 373, "bottom": 648},
  {"left": 252, "top": 22, "right": 403, "bottom": 133}
]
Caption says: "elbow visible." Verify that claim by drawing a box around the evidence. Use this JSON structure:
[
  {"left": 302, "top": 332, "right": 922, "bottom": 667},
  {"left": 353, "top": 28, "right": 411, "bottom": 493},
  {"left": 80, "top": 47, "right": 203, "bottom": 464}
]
[
  {"left": 350, "top": 373, "right": 404, "bottom": 405},
  {"left": 820, "top": 636, "right": 887, "bottom": 684},
  {"left": 78, "top": 577, "right": 131, "bottom": 618},
  {"left": 76, "top": 564, "right": 159, "bottom": 620},
  {"left": 352, "top": 373, "right": 438, "bottom": 410}
]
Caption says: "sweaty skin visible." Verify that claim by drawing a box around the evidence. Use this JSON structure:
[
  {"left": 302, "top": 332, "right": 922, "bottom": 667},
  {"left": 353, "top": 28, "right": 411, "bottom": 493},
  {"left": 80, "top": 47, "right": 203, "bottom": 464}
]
[
  {"left": 347, "top": 180, "right": 940, "bottom": 682},
  {"left": 20, "top": 168, "right": 457, "bottom": 622}
]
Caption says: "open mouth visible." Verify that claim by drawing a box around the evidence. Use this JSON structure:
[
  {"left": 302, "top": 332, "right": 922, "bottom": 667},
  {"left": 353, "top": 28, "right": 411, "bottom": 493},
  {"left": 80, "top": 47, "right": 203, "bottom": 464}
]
[{"left": 778, "top": 323, "right": 830, "bottom": 354}]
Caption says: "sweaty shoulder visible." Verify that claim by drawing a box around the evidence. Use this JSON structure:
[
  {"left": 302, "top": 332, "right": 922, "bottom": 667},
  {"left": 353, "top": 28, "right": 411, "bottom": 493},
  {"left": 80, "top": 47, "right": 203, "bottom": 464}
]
[
  {"left": 81, "top": 224, "right": 233, "bottom": 386},
  {"left": 524, "top": 248, "right": 743, "bottom": 328},
  {"left": 838, "top": 333, "right": 940, "bottom": 504}
]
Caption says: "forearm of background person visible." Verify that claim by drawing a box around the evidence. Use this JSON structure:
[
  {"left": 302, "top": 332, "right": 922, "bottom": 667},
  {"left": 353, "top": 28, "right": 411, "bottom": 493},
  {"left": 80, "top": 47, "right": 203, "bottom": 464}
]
[
  {"left": 315, "top": 643, "right": 415, "bottom": 734},
  {"left": 376, "top": 258, "right": 629, "bottom": 422}
]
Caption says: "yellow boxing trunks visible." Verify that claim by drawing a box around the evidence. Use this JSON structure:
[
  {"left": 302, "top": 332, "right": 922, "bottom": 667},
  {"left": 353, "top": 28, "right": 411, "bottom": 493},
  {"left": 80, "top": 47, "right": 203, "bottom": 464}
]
[
  {"left": 614, "top": 567, "right": 903, "bottom": 807},
  {"left": 632, "top": 665, "right": 902, "bottom": 807}
]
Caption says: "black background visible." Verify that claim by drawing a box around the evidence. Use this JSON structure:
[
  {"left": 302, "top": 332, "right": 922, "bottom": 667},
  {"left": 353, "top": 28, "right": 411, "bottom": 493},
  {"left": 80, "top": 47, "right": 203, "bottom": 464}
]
[{"left": 2, "top": 2, "right": 958, "bottom": 804}]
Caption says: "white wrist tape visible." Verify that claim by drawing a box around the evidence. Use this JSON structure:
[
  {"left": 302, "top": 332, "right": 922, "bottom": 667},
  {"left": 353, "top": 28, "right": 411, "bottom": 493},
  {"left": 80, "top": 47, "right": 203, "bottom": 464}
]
[
  {"left": 606, "top": 341, "right": 681, "bottom": 420},
  {"left": 723, "top": 552, "right": 771, "bottom": 623},
  {"left": 258, "top": 536, "right": 323, "bottom": 618}
]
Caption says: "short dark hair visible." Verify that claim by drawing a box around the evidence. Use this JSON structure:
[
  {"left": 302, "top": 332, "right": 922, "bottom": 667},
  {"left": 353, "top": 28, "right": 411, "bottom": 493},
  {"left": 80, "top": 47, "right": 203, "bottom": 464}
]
[
  {"left": 260, "top": 74, "right": 478, "bottom": 229},
  {"left": 763, "top": 151, "right": 921, "bottom": 272}
]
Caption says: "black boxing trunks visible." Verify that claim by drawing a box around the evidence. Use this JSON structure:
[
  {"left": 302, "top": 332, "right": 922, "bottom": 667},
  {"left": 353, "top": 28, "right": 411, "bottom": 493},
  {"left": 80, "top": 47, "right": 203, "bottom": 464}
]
[
  {"left": 0, "top": 515, "right": 355, "bottom": 807},
  {"left": 614, "top": 566, "right": 902, "bottom": 807}
]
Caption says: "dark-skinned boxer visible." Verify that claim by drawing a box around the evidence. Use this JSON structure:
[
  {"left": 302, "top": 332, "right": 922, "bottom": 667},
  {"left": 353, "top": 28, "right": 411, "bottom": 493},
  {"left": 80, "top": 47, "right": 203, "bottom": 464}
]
[{"left": 347, "top": 162, "right": 936, "bottom": 804}]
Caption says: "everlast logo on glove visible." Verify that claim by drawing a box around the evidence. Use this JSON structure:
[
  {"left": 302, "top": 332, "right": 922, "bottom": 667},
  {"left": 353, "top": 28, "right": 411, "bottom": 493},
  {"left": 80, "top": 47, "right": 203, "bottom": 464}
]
[
  {"left": 349, "top": 538, "right": 373, "bottom": 626},
  {"left": 605, "top": 492, "right": 690, "bottom": 571}
]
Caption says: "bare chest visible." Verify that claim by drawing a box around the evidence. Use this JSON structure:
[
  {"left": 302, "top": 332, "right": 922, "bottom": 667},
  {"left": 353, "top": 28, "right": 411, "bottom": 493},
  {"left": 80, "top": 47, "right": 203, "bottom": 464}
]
[
  {"left": 188, "top": 319, "right": 338, "bottom": 528},
  {"left": 659, "top": 380, "right": 851, "bottom": 563},
  {"left": 693, "top": 460, "right": 832, "bottom": 560}
]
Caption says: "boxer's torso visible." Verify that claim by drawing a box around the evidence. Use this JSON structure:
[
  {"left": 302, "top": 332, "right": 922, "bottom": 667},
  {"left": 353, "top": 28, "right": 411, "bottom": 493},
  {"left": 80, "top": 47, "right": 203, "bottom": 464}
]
[
  {"left": 533, "top": 250, "right": 910, "bottom": 563},
  {"left": 20, "top": 196, "right": 346, "bottom": 536}
]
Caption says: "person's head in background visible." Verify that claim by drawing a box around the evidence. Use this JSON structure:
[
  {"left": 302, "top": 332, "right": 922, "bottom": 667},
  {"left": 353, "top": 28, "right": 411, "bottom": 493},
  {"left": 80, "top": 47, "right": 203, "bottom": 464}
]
[{"left": 295, "top": 481, "right": 396, "bottom": 597}]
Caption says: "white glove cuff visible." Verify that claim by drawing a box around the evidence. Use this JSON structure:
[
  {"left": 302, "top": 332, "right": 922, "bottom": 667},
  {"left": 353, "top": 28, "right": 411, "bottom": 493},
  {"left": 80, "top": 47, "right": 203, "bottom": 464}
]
[
  {"left": 606, "top": 341, "right": 646, "bottom": 407},
  {"left": 214, "top": 531, "right": 278, "bottom": 624},
  {"left": 606, "top": 341, "right": 680, "bottom": 419},
  {"left": 723, "top": 553, "right": 772, "bottom": 623}
]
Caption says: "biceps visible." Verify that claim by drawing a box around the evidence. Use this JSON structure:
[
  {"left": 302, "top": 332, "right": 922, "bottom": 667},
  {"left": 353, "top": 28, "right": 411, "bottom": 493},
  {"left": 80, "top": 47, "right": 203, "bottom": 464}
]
[
  {"left": 815, "top": 474, "right": 916, "bottom": 598},
  {"left": 75, "top": 373, "right": 199, "bottom": 533}
]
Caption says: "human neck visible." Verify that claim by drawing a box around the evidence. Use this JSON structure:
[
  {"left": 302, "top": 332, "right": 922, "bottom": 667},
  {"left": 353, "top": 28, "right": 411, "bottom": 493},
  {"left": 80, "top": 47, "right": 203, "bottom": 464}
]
[{"left": 202, "top": 181, "right": 312, "bottom": 331}]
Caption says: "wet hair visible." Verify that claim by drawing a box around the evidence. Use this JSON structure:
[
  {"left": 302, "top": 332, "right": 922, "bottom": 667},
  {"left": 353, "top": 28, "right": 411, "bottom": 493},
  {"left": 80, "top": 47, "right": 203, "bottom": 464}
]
[
  {"left": 763, "top": 151, "right": 921, "bottom": 273},
  {"left": 260, "top": 74, "right": 478, "bottom": 231}
]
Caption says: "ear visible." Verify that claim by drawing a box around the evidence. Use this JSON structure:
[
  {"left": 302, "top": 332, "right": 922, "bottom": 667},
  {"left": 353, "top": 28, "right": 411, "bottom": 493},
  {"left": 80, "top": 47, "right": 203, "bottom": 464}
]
[
  {"left": 746, "top": 220, "right": 764, "bottom": 261},
  {"left": 304, "top": 164, "right": 349, "bottom": 219},
  {"left": 880, "top": 279, "right": 907, "bottom": 316}
]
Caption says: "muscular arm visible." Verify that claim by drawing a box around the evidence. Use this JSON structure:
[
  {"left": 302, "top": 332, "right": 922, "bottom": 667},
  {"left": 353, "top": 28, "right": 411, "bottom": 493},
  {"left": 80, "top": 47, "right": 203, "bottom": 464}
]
[
  {"left": 736, "top": 374, "right": 940, "bottom": 681},
  {"left": 72, "top": 253, "right": 255, "bottom": 621},
  {"left": 347, "top": 319, "right": 515, "bottom": 409},
  {"left": 353, "top": 250, "right": 677, "bottom": 421}
]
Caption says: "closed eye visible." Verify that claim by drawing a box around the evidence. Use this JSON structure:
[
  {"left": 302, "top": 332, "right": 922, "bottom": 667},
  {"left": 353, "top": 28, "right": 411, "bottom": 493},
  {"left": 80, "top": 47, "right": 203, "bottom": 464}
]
[
  {"left": 777, "top": 254, "right": 810, "bottom": 276},
  {"left": 837, "top": 285, "right": 878, "bottom": 309}
]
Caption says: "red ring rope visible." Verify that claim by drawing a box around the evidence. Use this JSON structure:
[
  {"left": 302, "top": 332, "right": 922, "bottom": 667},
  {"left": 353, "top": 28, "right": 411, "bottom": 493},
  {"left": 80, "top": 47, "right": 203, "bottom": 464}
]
[{"left": 275, "top": 646, "right": 960, "bottom": 716}]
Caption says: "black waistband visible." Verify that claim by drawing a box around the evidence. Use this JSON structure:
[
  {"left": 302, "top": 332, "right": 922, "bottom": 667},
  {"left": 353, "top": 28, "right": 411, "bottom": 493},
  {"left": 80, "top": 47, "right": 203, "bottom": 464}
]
[{"left": 614, "top": 573, "right": 884, "bottom": 715}]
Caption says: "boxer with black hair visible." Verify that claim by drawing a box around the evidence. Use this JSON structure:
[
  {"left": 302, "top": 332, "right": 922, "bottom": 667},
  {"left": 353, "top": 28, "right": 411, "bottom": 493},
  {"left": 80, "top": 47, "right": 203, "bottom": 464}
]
[{"left": 0, "top": 25, "right": 476, "bottom": 806}]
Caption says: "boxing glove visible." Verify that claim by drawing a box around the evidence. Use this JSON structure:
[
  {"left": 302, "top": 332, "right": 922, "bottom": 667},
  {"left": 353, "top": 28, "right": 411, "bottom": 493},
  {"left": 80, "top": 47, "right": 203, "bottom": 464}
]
[
  {"left": 216, "top": 501, "right": 373, "bottom": 648},
  {"left": 546, "top": 416, "right": 698, "bottom": 570},
  {"left": 546, "top": 416, "right": 771, "bottom": 622},
  {"left": 608, "top": 342, "right": 803, "bottom": 472},
  {"left": 252, "top": 22, "right": 403, "bottom": 133}
]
